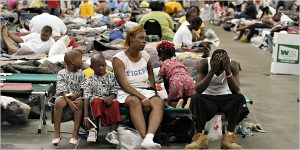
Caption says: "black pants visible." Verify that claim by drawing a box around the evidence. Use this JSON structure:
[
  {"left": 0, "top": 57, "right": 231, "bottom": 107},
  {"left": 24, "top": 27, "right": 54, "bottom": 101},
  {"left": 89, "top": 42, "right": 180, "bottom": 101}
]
[
  {"left": 236, "top": 4, "right": 242, "bottom": 13},
  {"left": 247, "top": 23, "right": 271, "bottom": 40},
  {"left": 190, "top": 94, "right": 249, "bottom": 132}
]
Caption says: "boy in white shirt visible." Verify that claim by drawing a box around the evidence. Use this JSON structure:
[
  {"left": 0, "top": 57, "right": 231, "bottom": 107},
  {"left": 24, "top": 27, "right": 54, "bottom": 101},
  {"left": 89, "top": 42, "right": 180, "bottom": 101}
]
[{"left": 1, "top": 25, "right": 55, "bottom": 55}]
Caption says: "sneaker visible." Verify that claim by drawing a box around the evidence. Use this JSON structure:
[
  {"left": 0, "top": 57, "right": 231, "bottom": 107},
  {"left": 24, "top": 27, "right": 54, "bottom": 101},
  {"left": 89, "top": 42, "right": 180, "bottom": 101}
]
[
  {"left": 221, "top": 131, "right": 242, "bottom": 149},
  {"left": 105, "top": 131, "right": 119, "bottom": 145},
  {"left": 87, "top": 128, "right": 97, "bottom": 142},
  {"left": 185, "top": 131, "right": 208, "bottom": 149}
]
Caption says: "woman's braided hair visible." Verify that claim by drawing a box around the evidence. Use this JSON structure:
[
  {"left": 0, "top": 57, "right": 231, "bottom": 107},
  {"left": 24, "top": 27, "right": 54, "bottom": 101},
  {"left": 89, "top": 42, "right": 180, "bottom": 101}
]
[
  {"left": 156, "top": 40, "right": 176, "bottom": 58},
  {"left": 124, "top": 25, "right": 145, "bottom": 48}
]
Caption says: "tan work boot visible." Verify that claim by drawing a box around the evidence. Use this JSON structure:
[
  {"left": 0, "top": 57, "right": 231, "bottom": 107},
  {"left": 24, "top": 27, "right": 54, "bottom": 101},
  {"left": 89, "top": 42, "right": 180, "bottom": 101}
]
[
  {"left": 191, "top": 133, "right": 201, "bottom": 142},
  {"left": 185, "top": 131, "right": 208, "bottom": 149},
  {"left": 221, "top": 131, "right": 242, "bottom": 149},
  {"left": 240, "top": 36, "right": 249, "bottom": 43}
]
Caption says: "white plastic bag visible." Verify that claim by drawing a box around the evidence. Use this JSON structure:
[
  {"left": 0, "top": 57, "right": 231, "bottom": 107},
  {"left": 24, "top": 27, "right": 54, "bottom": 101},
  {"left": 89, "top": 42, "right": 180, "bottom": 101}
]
[
  {"left": 117, "top": 126, "right": 142, "bottom": 149},
  {"left": 250, "top": 36, "right": 264, "bottom": 48},
  {"left": 204, "top": 115, "right": 222, "bottom": 141},
  {"left": 203, "top": 29, "right": 220, "bottom": 47}
]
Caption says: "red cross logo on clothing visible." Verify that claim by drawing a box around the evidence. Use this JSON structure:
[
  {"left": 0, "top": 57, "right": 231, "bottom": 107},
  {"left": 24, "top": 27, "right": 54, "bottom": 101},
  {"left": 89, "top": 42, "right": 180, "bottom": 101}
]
[{"left": 214, "top": 124, "right": 219, "bottom": 131}]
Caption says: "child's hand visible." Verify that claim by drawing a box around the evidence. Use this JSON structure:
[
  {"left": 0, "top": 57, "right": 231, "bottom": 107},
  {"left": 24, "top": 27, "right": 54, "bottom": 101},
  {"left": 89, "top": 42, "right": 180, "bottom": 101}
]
[
  {"left": 66, "top": 93, "right": 78, "bottom": 100},
  {"left": 69, "top": 94, "right": 78, "bottom": 100},
  {"left": 104, "top": 96, "right": 114, "bottom": 106},
  {"left": 69, "top": 101, "right": 79, "bottom": 114},
  {"left": 104, "top": 99, "right": 113, "bottom": 106}
]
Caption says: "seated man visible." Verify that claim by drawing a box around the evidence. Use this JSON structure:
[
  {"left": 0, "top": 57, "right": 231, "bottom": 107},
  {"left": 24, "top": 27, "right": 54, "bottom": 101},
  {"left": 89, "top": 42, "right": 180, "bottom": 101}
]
[
  {"left": 1, "top": 25, "right": 55, "bottom": 55},
  {"left": 173, "top": 13, "right": 202, "bottom": 49},
  {"left": 234, "top": 1, "right": 257, "bottom": 20},
  {"left": 185, "top": 49, "right": 249, "bottom": 149},
  {"left": 177, "top": 6, "right": 206, "bottom": 42}
]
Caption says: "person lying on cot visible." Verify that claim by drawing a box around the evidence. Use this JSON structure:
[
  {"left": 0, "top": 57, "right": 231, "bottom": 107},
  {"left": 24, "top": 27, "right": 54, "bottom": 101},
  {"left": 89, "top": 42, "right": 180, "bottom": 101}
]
[
  {"left": 84, "top": 7, "right": 111, "bottom": 28},
  {"left": 156, "top": 40, "right": 195, "bottom": 108},
  {"left": 1, "top": 25, "right": 55, "bottom": 55},
  {"left": 52, "top": 50, "right": 85, "bottom": 146}
]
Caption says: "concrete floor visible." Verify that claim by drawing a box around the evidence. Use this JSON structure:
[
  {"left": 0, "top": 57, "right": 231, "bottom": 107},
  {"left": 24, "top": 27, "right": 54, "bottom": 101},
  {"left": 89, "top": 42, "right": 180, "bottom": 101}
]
[{"left": 1, "top": 23, "right": 299, "bottom": 149}]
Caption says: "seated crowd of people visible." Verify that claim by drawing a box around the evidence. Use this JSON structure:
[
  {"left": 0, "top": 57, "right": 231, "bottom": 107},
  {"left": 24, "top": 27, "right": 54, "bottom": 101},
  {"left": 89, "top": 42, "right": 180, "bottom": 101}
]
[
  {"left": 208, "top": 0, "right": 299, "bottom": 52},
  {"left": 0, "top": 0, "right": 298, "bottom": 149}
]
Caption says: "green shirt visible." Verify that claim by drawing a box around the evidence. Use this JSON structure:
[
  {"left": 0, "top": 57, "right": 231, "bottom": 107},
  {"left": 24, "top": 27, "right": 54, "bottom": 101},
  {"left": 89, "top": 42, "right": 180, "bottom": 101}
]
[{"left": 139, "top": 11, "right": 174, "bottom": 40}]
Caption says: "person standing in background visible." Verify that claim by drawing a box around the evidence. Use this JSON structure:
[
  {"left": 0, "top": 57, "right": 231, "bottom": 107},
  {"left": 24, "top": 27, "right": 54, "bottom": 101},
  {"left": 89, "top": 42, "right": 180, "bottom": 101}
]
[
  {"left": 47, "top": 0, "right": 60, "bottom": 16},
  {"left": 80, "top": 0, "right": 94, "bottom": 18}
]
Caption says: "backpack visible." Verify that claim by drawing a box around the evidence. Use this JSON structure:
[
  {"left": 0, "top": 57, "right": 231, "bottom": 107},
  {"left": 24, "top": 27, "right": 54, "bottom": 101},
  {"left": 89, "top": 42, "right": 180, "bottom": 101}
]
[
  {"left": 143, "top": 19, "right": 162, "bottom": 39},
  {"left": 159, "top": 116, "right": 195, "bottom": 143}
]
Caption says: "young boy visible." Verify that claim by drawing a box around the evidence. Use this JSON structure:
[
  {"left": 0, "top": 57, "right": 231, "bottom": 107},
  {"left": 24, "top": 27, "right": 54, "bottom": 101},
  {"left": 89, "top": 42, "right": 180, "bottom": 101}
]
[
  {"left": 83, "top": 53, "right": 122, "bottom": 145},
  {"left": 52, "top": 50, "right": 85, "bottom": 145}
]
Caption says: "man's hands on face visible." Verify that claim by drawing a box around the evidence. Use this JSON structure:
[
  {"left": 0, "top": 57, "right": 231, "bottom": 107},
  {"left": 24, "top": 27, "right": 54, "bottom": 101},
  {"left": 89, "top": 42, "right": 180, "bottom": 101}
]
[
  {"left": 211, "top": 53, "right": 221, "bottom": 73},
  {"left": 221, "top": 53, "right": 231, "bottom": 72},
  {"left": 211, "top": 52, "right": 231, "bottom": 73}
]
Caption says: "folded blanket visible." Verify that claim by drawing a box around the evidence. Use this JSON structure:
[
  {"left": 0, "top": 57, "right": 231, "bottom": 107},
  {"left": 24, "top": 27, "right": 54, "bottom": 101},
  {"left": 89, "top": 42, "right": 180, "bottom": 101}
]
[{"left": 1, "top": 60, "right": 63, "bottom": 74}]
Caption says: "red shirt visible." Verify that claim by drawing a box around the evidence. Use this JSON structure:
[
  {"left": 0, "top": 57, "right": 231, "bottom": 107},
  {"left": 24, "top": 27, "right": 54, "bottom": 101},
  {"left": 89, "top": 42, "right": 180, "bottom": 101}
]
[{"left": 47, "top": 0, "right": 60, "bottom": 8}]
